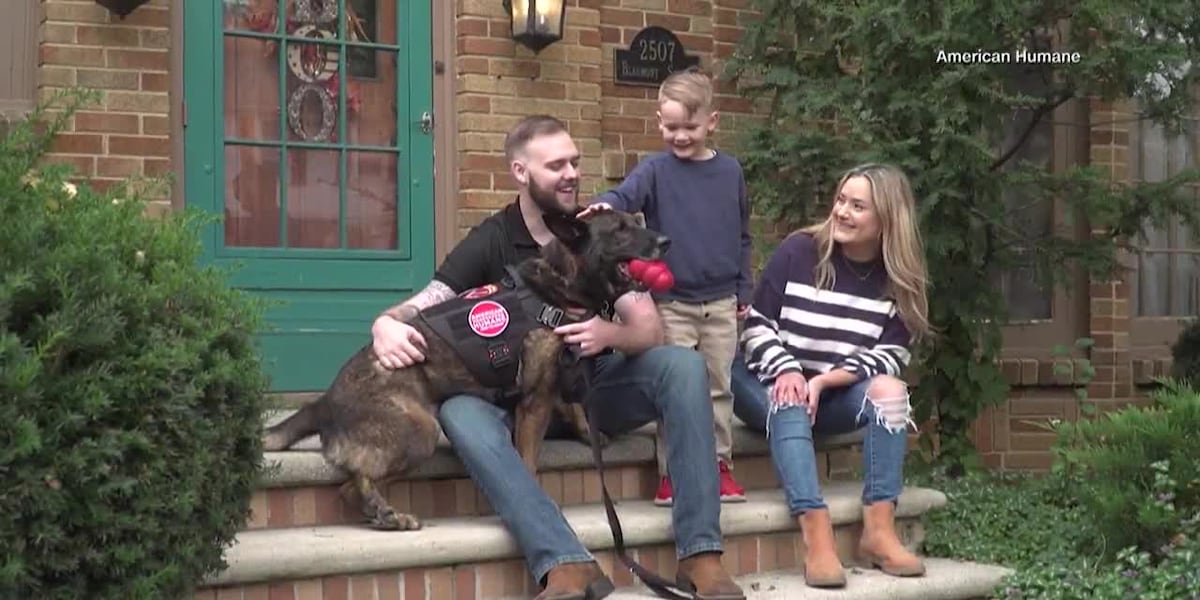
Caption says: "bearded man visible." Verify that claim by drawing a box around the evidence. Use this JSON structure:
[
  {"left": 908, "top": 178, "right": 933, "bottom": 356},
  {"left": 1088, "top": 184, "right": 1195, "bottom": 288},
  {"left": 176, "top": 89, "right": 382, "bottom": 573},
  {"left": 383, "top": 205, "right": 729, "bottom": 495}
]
[{"left": 368, "top": 115, "right": 745, "bottom": 600}]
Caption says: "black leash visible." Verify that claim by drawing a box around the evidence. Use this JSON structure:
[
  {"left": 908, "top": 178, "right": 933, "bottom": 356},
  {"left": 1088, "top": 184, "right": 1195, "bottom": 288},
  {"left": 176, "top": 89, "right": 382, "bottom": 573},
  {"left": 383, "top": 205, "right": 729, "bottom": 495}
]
[{"left": 562, "top": 347, "right": 694, "bottom": 600}]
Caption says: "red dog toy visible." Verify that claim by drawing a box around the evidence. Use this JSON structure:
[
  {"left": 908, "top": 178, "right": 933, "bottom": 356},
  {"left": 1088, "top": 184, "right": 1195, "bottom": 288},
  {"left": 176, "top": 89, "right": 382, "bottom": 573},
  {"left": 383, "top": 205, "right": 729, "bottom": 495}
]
[{"left": 627, "top": 258, "right": 675, "bottom": 293}]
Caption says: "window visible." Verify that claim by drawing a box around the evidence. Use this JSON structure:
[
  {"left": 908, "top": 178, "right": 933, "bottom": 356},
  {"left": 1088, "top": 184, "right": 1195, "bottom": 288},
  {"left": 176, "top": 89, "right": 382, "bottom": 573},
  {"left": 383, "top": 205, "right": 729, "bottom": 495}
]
[
  {"left": 0, "top": 0, "right": 37, "bottom": 128},
  {"left": 993, "top": 59, "right": 1089, "bottom": 359},
  {"left": 220, "top": 0, "right": 402, "bottom": 249},
  {"left": 1129, "top": 114, "right": 1200, "bottom": 355}
]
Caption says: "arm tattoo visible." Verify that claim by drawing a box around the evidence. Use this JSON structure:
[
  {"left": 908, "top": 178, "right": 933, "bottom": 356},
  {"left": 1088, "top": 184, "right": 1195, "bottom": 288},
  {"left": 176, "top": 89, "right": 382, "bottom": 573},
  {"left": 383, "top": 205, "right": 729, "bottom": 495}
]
[{"left": 381, "top": 280, "right": 456, "bottom": 322}]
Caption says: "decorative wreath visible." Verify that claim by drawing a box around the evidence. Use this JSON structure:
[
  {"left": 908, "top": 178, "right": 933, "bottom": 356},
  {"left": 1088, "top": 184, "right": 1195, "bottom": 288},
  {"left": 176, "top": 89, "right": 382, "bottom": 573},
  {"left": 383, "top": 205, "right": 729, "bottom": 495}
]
[{"left": 244, "top": 0, "right": 365, "bottom": 142}]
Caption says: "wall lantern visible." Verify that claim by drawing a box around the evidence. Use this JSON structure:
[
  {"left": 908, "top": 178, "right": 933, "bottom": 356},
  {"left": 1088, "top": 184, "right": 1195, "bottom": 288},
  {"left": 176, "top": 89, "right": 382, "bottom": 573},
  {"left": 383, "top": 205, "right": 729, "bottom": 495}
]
[
  {"left": 94, "top": 0, "right": 152, "bottom": 19},
  {"left": 502, "top": 0, "right": 566, "bottom": 54}
]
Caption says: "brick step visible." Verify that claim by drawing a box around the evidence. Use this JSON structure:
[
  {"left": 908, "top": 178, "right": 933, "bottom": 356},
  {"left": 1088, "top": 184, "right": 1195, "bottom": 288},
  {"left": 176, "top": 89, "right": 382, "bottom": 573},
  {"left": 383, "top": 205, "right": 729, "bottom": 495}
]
[
  {"left": 197, "top": 483, "right": 948, "bottom": 599},
  {"left": 609, "top": 559, "right": 1013, "bottom": 600},
  {"left": 250, "top": 410, "right": 866, "bottom": 530}
]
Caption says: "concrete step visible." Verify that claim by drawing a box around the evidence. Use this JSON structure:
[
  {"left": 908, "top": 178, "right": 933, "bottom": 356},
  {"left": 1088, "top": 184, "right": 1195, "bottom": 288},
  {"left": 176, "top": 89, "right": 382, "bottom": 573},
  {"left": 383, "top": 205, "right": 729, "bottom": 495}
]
[
  {"left": 197, "top": 483, "right": 947, "bottom": 599},
  {"left": 249, "top": 409, "right": 866, "bottom": 530},
  {"left": 608, "top": 559, "right": 1013, "bottom": 599}
]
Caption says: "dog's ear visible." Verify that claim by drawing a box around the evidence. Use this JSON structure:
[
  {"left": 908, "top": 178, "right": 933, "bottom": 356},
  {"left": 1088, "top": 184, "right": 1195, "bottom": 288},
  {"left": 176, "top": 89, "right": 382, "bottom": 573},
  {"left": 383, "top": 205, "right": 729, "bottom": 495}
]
[{"left": 543, "top": 211, "right": 590, "bottom": 252}]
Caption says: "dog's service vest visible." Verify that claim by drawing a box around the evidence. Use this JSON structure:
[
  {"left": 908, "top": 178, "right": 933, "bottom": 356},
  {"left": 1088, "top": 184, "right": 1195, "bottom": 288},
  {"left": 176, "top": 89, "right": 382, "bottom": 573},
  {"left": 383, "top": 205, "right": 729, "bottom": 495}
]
[{"left": 416, "top": 267, "right": 594, "bottom": 400}]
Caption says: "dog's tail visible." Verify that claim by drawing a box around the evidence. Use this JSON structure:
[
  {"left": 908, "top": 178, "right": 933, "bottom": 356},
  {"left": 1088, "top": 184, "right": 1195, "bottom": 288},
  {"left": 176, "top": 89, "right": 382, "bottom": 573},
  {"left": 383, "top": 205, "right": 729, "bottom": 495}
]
[{"left": 262, "top": 395, "right": 327, "bottom": 451}]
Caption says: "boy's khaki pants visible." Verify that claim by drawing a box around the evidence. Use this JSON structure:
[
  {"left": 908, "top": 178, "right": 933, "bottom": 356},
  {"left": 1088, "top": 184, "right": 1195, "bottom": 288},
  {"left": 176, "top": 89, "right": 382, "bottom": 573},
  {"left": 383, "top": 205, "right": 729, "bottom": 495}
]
[{"left": 655, "top": 295, "right": 739, "bottom": 475}]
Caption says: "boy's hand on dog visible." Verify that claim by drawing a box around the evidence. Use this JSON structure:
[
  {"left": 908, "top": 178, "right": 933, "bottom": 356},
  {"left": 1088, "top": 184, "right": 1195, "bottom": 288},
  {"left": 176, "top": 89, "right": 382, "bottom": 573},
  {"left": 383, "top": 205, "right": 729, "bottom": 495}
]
[
  {"left": 575, "top": 202, "right": 612, "bottom": 220},
  {"left": 371, "top": 316, "right": 429, "bottom": 369},
  {"left": 554, "top": 316, "right": 613, "bottom": 357}
]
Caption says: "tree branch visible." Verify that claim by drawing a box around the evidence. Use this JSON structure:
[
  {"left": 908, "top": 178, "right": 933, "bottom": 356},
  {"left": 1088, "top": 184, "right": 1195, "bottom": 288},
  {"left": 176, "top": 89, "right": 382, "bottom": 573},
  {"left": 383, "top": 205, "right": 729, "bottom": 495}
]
[
  {"left": 990, "top": 91, "right": 1073, "bottom": 171},
  {"left": 968, "top": 205, "right": 1050, "bottom": 250}
]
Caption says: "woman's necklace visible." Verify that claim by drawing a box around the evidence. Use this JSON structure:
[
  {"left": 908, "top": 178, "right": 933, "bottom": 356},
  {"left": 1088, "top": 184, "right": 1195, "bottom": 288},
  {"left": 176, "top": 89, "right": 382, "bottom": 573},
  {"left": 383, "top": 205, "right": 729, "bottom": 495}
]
[{"left": 840, "top": 253, "right": 877, "bottom": 281}]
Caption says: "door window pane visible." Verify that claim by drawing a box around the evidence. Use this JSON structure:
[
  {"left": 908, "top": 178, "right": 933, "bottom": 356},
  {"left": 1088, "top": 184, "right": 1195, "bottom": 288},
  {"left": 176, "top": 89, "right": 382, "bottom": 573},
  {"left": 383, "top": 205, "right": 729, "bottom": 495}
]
[
  {"left": 224, "top": 35, "right": 280, "bottom": 141},
  {"left": 286, "top": 148, "right": 341, "bottom": 249},
  {"left": 224, "top": 145, "right": 281, "bottom": 248},
  {"left": 346, "top": 151, "right": 398, "bottom": 249}
]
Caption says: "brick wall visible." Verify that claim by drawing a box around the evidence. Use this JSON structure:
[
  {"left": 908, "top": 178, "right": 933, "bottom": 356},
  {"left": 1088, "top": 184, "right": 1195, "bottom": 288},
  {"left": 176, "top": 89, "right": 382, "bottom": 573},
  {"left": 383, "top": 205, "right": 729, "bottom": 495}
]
[
  {"left": 454, "top": 0, "right": 604, "bottom": 238},
  {"left": 453, "top": 0, "right": 765, "bottom": 240},
  {"left": 596, "top": 0, "right": 762, "bottom": 183},
  {"left": 1086, "top": 98, "right": 1137, "bottom": 406},
  {"left": 38, "top": 0, "right": 172, "bottom": 216}
]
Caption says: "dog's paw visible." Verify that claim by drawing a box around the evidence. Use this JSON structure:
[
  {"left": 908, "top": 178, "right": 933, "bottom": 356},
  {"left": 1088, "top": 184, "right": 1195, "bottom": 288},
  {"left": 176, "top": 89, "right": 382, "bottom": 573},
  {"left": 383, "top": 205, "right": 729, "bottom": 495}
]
[
  {"left": 369, "top": 508, "right": 422, "bottom": 531},
  {"left": 261, "top": 430, "right": 290, "bottom": 451},
  {"left": 396, "top": 513, "right": 422, "bottom": 531}
]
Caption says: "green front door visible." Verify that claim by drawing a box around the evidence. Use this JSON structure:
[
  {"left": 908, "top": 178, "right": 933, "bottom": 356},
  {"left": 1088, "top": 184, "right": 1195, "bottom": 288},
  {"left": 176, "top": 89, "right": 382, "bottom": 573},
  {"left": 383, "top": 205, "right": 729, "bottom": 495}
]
[{"left": 184, "top": 0, "right": 434, "bottom": 391}]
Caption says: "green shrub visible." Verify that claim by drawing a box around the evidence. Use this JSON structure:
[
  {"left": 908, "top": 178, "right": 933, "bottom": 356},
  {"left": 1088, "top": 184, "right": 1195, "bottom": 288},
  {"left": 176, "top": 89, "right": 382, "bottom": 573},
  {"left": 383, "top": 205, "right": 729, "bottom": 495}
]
[
  {"left": 917, "top": 469, "right": 1087, "bottom": 570},
  {"left": 1170, "top": 319, "right": 1200, "bottom": 387},
  {"left": 918, "top": 464, "right": 1200, "bottom": 599},
  {"left": 1050, "top": 380, "right": 1200, "bottom": 561},
  {"left": 0, "top": 93, "right": 270, "bottom": 598},
  {"left": 998, "top": 502, "right": 1200, "bottom": 599}
]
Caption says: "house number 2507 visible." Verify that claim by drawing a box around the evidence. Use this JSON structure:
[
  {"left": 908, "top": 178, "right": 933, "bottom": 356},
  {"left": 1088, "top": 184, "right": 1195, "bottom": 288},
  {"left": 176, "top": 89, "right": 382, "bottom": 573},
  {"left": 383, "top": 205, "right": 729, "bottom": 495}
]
[{"left": 638, "top": 39, "right": 676, "bottom": 62}]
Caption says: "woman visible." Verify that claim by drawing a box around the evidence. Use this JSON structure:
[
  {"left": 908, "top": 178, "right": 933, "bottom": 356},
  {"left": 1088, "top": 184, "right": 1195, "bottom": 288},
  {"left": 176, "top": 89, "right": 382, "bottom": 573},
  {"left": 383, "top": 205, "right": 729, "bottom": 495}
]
[{"left": 733, "top": 163, "right": 931, "bottom": 588}]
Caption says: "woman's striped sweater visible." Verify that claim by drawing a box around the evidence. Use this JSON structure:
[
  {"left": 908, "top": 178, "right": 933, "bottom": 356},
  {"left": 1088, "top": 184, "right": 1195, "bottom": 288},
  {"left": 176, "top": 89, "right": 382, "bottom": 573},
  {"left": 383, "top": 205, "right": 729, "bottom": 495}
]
[{"left": 740, "top": 232, "right": 913, "bottom": 385}]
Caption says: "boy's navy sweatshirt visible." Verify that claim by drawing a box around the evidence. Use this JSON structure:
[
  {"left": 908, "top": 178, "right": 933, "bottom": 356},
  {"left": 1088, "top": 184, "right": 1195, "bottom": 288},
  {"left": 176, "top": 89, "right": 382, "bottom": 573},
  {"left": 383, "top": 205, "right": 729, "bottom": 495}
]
[{"left": 593, "top": 150, "right": 753, "bottom": 305}]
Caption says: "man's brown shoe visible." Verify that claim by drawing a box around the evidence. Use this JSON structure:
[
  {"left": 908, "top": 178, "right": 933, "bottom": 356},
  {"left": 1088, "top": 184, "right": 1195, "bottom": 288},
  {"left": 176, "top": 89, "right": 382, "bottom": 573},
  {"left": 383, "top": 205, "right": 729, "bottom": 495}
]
[
  {"left": 534, "top": 561, "right": 615, "bottom": 600},
  {"left": 675, "top": 552, "right": 745, "bottom": 600},
  {"left": 858, "top": 501, "right": 926, "bottom": 577},
  {"left": 798, "top": 509, "right": 846, "bottom": 588}
]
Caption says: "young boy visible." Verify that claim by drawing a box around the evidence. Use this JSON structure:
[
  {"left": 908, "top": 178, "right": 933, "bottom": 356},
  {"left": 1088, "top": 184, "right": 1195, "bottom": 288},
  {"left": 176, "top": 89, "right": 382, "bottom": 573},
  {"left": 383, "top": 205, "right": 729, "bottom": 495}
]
[{"left": 581, "top": 68, "right": 753, "bottom": 505}]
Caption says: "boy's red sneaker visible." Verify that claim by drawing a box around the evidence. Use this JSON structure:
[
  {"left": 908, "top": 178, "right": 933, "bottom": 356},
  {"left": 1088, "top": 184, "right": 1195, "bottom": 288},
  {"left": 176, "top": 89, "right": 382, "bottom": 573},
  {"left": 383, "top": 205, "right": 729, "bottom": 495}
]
[
  {"left": 653, "top": 476, "right": 674, "bottom": 506},
  {"left": 719, "top": 461, "right": 746, "bottom": 503}
]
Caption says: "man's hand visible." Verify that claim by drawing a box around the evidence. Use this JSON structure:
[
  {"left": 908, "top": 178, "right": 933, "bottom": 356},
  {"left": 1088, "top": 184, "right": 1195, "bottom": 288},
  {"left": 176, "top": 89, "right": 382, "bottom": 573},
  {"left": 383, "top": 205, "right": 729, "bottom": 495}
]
[
  {"left": 554, "top": 316, "right": 614, "bottom": 357},
  {"left": 737, "top": 303, "right": 750, "bottom": 320},
  {"left": 576, "top": 202, "right": 613, "bottom": 220},
  {"left": 371, "top": 315, "right": 428, "bottom": 369}
]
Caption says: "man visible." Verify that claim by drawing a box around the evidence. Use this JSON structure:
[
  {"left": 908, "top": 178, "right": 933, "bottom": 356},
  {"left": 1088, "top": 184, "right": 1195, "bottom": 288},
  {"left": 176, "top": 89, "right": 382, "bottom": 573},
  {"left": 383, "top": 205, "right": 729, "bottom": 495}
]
[{"left": 370, "top": 115, "right": 745, "bottom": 600}]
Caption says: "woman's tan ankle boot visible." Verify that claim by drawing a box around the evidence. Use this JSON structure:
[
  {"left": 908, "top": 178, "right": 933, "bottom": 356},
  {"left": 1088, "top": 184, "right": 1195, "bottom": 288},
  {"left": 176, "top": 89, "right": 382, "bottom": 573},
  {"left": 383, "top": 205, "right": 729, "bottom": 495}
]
[
  {"left": 858, "top": 501, "right": 925, "bottom": 577},
  {"left": 798, "top": 509, "right": 846, "bottom": 588}
]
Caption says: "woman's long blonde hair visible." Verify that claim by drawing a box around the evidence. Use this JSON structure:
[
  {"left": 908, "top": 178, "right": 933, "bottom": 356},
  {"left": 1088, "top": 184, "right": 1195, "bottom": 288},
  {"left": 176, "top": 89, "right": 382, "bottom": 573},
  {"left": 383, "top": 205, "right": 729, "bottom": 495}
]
[{"left": 799, "top": 163, "right": 931, "bottom": 342}]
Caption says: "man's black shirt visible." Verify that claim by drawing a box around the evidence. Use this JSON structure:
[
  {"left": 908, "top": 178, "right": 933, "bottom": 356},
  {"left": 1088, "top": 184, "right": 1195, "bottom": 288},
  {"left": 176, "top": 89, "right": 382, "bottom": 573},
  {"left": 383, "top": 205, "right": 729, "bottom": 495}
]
[{"left": 434, "top": 201, "right": 542, "bottom": 293}]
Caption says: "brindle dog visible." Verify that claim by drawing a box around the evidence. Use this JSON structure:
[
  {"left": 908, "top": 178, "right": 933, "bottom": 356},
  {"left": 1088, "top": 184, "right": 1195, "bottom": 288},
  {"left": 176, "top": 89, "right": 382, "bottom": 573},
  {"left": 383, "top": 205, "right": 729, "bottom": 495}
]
[{"left": 261, "top": 209, "right": 669, "bottom": 531}]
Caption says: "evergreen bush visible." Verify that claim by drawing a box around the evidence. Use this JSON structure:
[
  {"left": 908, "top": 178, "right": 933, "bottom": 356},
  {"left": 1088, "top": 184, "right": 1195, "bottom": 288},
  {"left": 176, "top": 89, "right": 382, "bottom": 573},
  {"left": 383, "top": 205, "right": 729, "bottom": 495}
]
[
  {"left": 1050, "top": 380, "right": 1200, "bottom": 561},
  {"left": 0, "top": 92, "right": 270, "bottom": 599}
]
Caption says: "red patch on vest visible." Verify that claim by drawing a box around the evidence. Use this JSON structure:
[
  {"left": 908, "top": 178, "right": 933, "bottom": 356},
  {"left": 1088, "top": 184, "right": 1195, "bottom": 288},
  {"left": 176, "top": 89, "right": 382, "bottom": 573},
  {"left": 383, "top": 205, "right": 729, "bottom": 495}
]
[
  {"left": 460, "top": 284, "right": 499, "bottom": 300},
  {"left": 467, "top": 300, "right": 509, "bottom": 338}
]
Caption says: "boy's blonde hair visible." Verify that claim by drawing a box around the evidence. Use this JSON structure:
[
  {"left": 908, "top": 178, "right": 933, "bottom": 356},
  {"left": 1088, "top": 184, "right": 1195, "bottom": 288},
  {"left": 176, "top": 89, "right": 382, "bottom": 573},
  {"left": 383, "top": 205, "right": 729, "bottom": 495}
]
[{"left": 658, "top": 68, "right": 714, "bottom": 117}]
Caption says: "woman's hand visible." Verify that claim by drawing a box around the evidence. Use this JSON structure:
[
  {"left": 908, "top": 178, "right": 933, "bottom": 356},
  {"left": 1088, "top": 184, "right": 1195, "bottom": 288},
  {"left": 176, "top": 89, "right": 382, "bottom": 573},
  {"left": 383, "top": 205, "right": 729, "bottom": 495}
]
[
  {"left": 804, "top": 374, "right": 828, "bottom": 424},
  {"left": 771, "top": 371, "right": 808, "bottom": 408}
]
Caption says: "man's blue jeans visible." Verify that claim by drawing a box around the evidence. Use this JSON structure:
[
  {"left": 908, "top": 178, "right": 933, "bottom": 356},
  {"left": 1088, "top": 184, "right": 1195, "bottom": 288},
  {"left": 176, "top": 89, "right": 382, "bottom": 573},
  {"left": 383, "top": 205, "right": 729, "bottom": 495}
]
[
  {"left": 729, "top": 355, "right": 909, "bottom": 515},
  {"left": 438, "top": 345, "right": 724, "bottom": 583}
]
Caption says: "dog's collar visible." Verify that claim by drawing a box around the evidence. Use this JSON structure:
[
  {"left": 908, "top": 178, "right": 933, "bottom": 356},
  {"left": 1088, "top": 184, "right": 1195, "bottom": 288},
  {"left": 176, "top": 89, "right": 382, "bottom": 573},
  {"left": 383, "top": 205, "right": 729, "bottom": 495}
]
[{"left": 502, "top": 266, "right": 594, "bottom": 328}]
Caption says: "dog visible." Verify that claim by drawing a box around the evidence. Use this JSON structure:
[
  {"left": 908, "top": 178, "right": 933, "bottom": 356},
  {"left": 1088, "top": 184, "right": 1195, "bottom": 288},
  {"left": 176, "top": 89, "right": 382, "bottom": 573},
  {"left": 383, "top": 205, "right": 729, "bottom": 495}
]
[{"left": 261, "top": 209, "right": 670, "bottom": 531}]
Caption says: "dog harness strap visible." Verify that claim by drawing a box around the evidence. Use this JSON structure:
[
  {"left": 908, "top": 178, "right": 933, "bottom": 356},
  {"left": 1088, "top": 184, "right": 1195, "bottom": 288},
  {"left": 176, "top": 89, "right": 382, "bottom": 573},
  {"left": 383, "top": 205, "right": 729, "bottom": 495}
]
[{"left": 503, "top": 265, "right": 595, "bottom": 329}]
